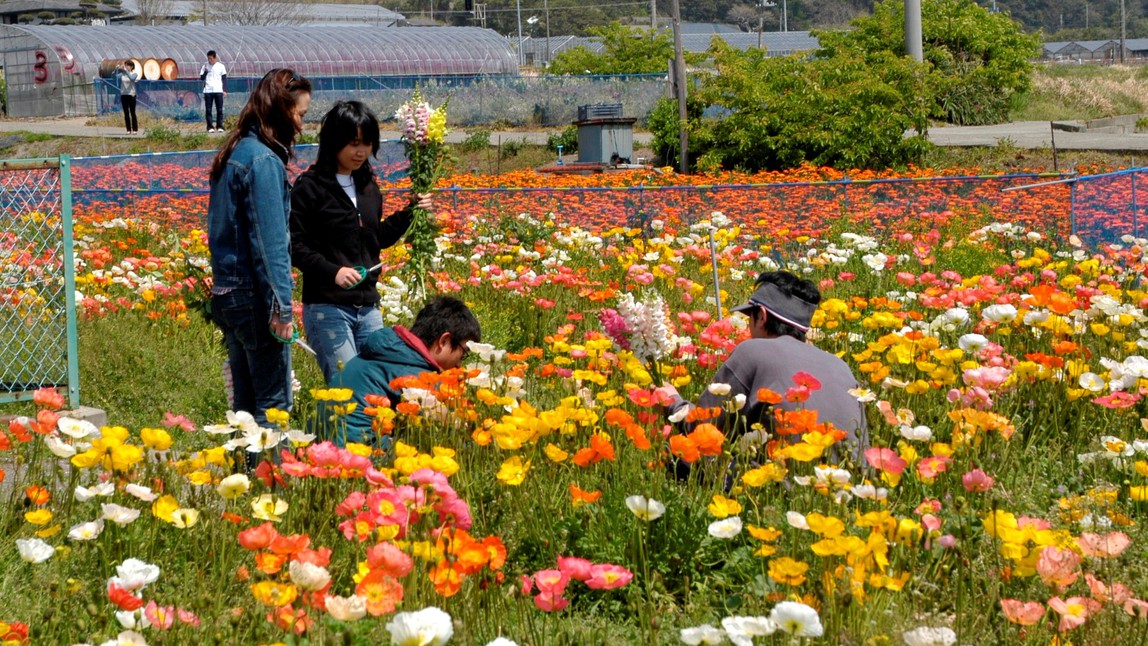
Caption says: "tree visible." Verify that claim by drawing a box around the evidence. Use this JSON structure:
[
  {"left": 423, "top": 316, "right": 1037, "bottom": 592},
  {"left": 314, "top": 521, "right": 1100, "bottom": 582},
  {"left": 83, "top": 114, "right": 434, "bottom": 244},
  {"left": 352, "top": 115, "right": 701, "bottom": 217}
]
[
  {"left": 199, "top": 0, "right": 310, "bottom": 25},
  {"left": 816, "top": 0, "right": 1041, "bottom": 125},
  {"left": 548, "top": 22, "right": 674, "bottom": 74},
  {"left": 134, "top": 0, "right": 175, "bottom": 24}
]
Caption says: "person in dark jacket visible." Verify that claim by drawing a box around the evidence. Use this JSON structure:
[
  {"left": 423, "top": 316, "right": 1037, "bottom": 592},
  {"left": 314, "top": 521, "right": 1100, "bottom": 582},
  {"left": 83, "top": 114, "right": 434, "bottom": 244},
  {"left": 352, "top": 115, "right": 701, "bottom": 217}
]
[
  {"left": 290, "top": 100, "right": 433, "bottom": 385},
  {"left": 333, "top": 296, "right": 482, "bottom": 446}
]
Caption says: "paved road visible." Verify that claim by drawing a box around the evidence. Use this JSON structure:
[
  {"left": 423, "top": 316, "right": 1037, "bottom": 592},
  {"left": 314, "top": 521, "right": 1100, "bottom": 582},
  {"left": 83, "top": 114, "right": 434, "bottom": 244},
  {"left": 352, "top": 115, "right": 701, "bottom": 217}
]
[{"left": 3, "top": 117, "right": 1148, "bottom": 151}]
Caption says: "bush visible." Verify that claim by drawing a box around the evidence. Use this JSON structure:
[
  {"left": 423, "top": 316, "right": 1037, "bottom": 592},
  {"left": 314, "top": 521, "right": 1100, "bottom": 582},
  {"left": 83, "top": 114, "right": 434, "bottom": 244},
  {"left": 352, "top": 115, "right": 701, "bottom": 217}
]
[
  {"left": 647, "top": 96, "right": 702, "bottom": 170},
  {"left": 686, "top": 43, "right": 932, "bottom": 172},
  {"left": 499, "top": 137, "right": 525, "bottom": 159},
  {"left": 458, "top": 128, "right": 492, "bottom": 153},
  {"left": 546, "top": 125, "right": 578, "bottom": 154}
]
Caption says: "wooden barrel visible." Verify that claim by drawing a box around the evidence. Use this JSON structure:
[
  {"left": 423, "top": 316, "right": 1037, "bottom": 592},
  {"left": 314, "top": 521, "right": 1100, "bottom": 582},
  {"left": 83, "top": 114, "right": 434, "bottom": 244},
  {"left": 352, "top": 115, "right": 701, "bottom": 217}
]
[
  {"left": 159, "top": 58, "right": 179, "bottom": 81},
  {"left": 98, "top": 59, "right": 122, "bottom": 78},
  {"left": 142, "top": 58, "right": 161, "bottom": 81}
]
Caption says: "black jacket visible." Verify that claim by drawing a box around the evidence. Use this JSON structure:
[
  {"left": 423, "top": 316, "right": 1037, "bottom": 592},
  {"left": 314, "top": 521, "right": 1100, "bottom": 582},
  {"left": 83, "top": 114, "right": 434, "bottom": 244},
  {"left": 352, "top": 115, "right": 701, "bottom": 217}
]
[{"left": 290, "top": 166, "right": 413, "bottom": 306}]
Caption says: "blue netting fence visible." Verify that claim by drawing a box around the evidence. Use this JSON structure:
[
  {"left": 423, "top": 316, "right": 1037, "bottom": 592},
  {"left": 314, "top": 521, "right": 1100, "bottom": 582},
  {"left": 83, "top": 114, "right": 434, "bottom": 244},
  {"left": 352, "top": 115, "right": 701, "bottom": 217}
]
[
  {"left": 1068, "top": 168, "right": 1148, "bottom": 248},
  {"left": 94, "top": 74, "right": 667, "bottom": 127},
  {"left": 70, "top": 146, "right": 1145, "bottom": 249}
]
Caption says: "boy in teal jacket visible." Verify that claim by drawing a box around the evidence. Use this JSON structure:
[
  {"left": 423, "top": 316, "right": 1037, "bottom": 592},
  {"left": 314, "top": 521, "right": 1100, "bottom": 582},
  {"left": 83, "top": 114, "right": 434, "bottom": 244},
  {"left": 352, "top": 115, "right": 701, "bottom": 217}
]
[{"left": 333, "top": 296, "right": 481, "bottom": 446}]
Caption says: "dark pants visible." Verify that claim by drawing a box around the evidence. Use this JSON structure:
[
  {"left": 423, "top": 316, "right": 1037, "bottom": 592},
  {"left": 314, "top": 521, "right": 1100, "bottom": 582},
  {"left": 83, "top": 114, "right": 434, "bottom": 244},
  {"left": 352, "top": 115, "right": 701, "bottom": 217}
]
[
  {"left": 121, "top": 95, "right": 138, "bottom": 133},
  {"left": 211, "top": 289, "right": 293, "bottom": 467},
  {"left": 204, "top": 92, "right": 224, "bottom": 129}
]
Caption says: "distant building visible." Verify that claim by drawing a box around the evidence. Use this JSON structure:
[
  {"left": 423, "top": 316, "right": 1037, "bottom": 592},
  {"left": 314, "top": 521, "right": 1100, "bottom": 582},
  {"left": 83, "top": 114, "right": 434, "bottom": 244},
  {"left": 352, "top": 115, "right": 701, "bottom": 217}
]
[
  {"left": 515, "top": 30, "right": 820, "bottom": 68},
  {"left": 0, "top": 0, "right": 124, "bottom": 25},
  {"left": 113, "top": 0, "right": 404, "bottom": 27}
]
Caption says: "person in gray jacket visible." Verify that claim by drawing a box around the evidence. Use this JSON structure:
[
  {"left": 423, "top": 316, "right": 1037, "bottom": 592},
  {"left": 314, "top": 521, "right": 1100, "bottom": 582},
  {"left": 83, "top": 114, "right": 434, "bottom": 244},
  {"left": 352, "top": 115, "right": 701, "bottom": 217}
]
[
  {"left": 660, "top": 270, "right": 868, "bottom": 455},
  {"left": 116, "top": 60, "right": 139, "bottom": 134}
]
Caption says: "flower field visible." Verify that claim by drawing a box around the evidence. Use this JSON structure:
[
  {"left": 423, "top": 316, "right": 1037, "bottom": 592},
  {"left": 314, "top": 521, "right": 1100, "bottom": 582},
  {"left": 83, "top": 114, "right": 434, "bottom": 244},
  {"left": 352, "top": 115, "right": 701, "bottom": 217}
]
[{"left": 4, "top": 162, "right": 1148, "bottom": 645}]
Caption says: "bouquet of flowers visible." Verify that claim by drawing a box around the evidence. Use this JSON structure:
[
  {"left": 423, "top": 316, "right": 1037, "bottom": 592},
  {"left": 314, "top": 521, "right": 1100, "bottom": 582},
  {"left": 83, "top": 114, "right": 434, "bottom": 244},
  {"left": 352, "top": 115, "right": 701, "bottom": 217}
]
[{"left": 395, "top": 89, "right": 448, "bottom": 300}]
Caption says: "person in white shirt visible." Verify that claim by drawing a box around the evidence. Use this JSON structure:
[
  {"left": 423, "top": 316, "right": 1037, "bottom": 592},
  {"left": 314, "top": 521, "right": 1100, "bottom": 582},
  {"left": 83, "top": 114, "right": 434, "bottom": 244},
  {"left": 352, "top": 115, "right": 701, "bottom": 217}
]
[{"left": 200, "top": 50, "right": 228, "bottom": 132}]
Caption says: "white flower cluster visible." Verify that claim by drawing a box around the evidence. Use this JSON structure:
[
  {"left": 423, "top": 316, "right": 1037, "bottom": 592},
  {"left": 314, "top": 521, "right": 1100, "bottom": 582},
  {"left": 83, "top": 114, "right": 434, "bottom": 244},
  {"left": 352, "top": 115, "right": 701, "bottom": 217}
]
[
  {"left": 680, "top": 601, "right": 824, "bottom": 644},
  {"left": 615, "top": 292, "right": 677, "bottom": 362},
  {"left": 377, "top": 276, "right": 414, "bottom": 326}
]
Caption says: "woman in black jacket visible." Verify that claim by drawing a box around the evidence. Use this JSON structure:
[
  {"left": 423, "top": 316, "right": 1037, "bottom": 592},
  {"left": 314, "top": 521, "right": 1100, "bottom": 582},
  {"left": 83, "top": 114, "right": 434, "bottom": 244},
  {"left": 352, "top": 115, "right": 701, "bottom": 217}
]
[{"left": 290, "top": 100, "right": 432, "bottom": 384}]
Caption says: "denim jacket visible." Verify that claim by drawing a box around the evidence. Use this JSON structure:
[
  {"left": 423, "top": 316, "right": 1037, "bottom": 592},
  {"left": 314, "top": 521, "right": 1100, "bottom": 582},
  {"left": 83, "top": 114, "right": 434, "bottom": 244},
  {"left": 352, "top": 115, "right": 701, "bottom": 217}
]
[{"left": 207, "top": 131, "right": 294, "bottom": 324}]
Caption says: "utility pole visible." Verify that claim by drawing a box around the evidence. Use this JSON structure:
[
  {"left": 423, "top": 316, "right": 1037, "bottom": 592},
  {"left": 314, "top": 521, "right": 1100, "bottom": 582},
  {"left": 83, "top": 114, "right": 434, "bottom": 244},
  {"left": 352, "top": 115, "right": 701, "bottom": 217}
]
[
  {"left": 781, "top": 0, "right": 787, "bottom": 31},
  {"left": 670, "top": 0, "right": 687, "bottom": 173},
  {"left": 905, "top": 0, "right": 922, "bottom": 62},
  {"left": 1120, "top": 0, "right": 1127, "bottom": 63},
  {"left": 545, "top": 0, "right": 551, "bottom": 66},
  {"left": 650, "top": 0, "right": 656, "bottom": 30},
  {"left": 516, "top": 0, "right": 524, "bottom": 67},
  {"left": 202, "top": 0, "right": 208, "bottom": 26}
]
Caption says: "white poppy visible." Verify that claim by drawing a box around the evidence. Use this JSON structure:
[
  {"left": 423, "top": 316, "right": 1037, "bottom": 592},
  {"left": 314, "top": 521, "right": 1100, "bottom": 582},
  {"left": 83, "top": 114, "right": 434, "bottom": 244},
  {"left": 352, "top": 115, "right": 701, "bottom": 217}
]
[{"left": 15, "top": 537, "right": 55, "bottom": 563}]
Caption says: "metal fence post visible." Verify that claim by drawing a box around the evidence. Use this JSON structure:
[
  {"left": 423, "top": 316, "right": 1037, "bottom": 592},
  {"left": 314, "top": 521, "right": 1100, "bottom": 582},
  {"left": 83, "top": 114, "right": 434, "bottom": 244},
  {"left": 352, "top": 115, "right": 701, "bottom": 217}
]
[
  {"left": 1133, "top": 171, "right": 1139, "bottom": 239},
  {"left": 60, "top": 154, "right": 81, "bottom": 409},
  {"left": 1070, "top": 181, "right": 1077, "bottom": 239}
]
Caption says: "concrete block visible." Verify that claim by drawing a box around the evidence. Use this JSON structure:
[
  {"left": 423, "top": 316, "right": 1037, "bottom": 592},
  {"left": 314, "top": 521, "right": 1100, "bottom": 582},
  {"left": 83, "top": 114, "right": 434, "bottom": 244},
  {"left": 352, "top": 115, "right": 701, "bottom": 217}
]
[{"left": 60, "top": 405, "right": 108, "bottom": 427}]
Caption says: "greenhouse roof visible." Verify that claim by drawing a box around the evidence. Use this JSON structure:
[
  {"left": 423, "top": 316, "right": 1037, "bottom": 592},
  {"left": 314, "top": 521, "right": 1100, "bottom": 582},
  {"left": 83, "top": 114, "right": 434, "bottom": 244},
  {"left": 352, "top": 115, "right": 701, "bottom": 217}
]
[
  {"left": 115, "top": 0, "right": 405, "bottom": 26},
  {"left": 0, "top": 24, "right": 518, "bottom": 78}
]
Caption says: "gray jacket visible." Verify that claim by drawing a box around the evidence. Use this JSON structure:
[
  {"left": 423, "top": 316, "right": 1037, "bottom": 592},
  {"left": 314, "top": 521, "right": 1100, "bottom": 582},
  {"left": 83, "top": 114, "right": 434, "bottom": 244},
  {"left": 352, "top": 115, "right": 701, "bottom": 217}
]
[{"left": 667, "top": 335, "right": 868, "bottom": 447}]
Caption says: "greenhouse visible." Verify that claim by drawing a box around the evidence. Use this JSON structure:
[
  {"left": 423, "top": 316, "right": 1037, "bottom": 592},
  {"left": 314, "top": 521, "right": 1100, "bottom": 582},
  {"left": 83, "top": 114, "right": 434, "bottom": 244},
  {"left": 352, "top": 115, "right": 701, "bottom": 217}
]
[{"left": 0, "top": 24, "right": 519, "bottom": 117}]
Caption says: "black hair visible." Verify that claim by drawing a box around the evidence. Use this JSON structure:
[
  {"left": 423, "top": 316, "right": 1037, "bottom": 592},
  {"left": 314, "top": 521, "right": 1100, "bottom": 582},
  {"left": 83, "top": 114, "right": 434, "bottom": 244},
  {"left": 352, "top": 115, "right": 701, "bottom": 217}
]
[
  {"left": 123, "top": 60, "right": 134, "bottom": 69},
  {"left": 315, "top": 100, "right": 381, "bottom": 186},
  {"left": 752, "top": 270, "right": 820, "bottom": 341},
  {"left": 207, "top": 50, "right": 217, "bottom": 57},
  {"left": 410, "top": 296, "right": 482, "bottom": 350}
]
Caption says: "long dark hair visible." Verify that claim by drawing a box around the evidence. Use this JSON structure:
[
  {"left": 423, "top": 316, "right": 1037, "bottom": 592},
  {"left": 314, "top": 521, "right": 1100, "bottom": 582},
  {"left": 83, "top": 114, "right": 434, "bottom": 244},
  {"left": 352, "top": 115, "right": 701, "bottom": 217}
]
[
  {"left": 210, "top": 68, "right": 311, "bottom": 182},
  {"left": 315, "top": 100, "right": 380, "bottom": 187}
]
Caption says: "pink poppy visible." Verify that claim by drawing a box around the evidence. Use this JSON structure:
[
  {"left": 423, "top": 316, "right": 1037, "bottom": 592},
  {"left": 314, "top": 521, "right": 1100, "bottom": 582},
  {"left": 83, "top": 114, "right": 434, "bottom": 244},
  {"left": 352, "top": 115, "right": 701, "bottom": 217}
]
[
  {"left": 534, "top": 591, "right": 569, "bottom": 612},
  {"left": 916, "top": 456, "right": 952, "bottom": 479},
  {"left": 532, "top": 569, "right": 570, "bottom": 595},
  {"left": 1091, "top": 391, "right": 1142, "bottom": 409},
  {"left": 557, "top": 556, "right": 594, "bottom": 582},
  {"left": 1037, "top": 546, "right": 1081, "bottom": 592},
  {"left": 519, "top": 574, "right": 533, "bottom": 596},
  {"left": 865, "top": 447, "right": 906, "bottom": 475},
  {"left": 144, "top": 600, "right": 175, "bottom": 630},
  {"left": 1077, "top": 531, "right": 1132, "bottom": 558},
  {"left": 366, "top": 542, "right": 414, "bottom": 578},
  {"left": 1084, "top": 573, "right": 1132, "bottom": 605},
  {"left": 961, "top": 469, "right": 994, "bottom": 493},
  {"left": 161, "top": 412, "right": 196, "bottom": 432},
  {"left": 335, "top": 491, "right": 367, "bottom": 517},
  {"left": 585, "top": 563, "right": 634, "bottom": 590},
  {"left": 1048, "top": 596, "right": 1102, "bottom": 632},
  {"left": 1124, "top": 598, "right": 1148, "bottom": 618},
  {"left": 176, "top": 608, "right": 200, "bottom": 626}
]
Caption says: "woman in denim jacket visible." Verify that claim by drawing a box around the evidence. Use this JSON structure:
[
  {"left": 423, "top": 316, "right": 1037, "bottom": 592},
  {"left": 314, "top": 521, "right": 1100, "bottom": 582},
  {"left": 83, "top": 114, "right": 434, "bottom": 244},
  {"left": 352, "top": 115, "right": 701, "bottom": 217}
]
[
  {"left": 290, "top": 100, "right": 432, "bottom": 384},
  {"left": 207, "top": 69, "right": 312, "bottom": 438}
]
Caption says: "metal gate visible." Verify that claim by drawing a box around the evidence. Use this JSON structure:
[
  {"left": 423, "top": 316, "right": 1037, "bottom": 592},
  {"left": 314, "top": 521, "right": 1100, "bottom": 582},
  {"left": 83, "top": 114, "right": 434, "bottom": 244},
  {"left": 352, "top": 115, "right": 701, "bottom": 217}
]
[{"left": 0, "top": 156, "right": 79, "bottom": 408}]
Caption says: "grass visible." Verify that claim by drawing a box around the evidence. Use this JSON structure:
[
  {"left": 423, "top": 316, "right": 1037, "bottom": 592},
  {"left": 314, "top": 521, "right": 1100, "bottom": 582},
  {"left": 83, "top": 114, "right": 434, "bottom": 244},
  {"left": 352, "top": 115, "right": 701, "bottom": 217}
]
[{"left": 1012, "top": 63, "right": 1148, "bottom": 122}]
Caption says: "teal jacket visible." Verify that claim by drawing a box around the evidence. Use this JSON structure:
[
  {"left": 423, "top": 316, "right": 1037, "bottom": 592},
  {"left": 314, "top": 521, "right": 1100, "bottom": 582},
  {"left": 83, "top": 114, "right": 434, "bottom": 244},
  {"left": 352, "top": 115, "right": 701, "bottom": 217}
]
[{"left": 334, "top": 326, "right": 439, "bottom": 446}]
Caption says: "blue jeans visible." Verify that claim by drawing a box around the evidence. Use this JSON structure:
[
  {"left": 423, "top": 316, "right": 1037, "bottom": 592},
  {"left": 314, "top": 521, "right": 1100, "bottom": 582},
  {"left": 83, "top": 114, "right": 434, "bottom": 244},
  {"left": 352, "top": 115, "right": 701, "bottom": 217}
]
[
  {"left": 211, "top": 289, "right": 293, "bottom": 430},
  {"left": 303, "top": 303, "right": 384, "bottom": 385}
]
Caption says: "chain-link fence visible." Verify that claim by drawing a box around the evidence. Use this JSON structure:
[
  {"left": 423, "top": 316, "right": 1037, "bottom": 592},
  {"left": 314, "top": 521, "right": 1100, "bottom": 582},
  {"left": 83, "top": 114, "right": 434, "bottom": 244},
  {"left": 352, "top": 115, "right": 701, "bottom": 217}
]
[
  {"left": 93, "top": 74, "right": 667, "bottom": 128},
  {"left": 0, "top": 156, "right": 79, "bottom": 408}
]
